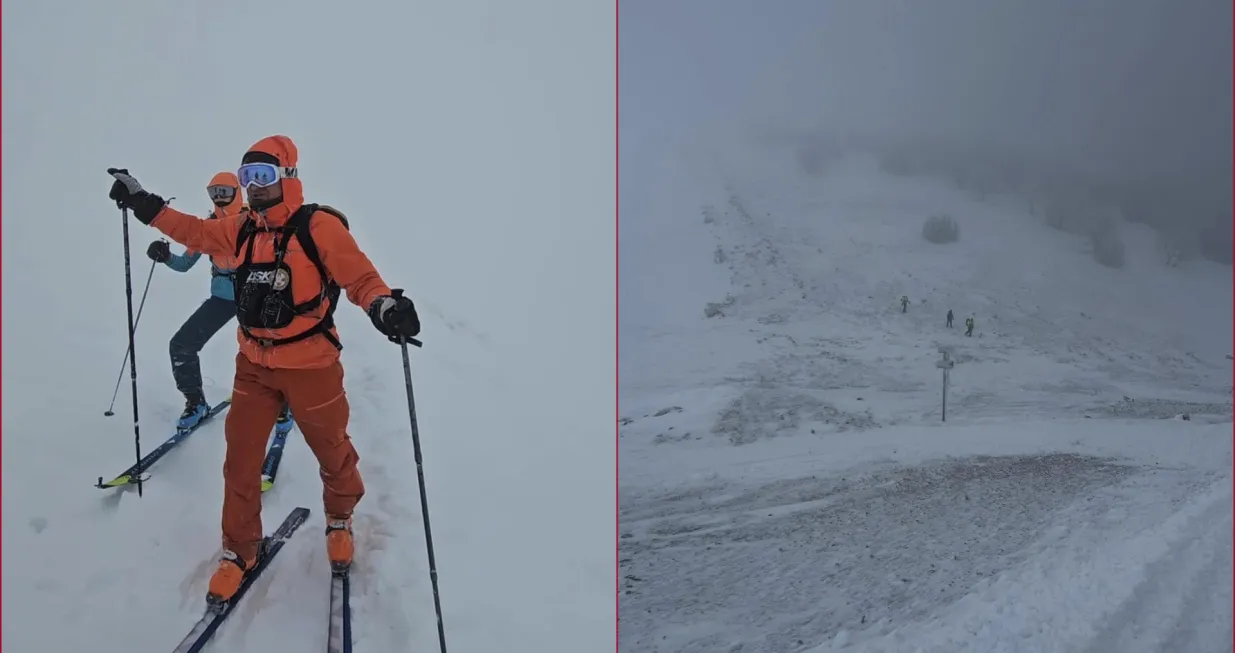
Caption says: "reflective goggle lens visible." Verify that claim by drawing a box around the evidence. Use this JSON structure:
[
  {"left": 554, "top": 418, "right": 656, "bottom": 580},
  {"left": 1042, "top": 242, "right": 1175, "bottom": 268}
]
[
  {"left": 207, "top": 185, "right": 237, "bottom": 202},
  {"left": 237, "top": 162, "right": 281, "bottom": 188}
]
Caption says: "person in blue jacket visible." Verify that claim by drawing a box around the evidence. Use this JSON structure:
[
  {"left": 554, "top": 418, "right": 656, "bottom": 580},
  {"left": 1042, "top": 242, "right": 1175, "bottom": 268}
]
[{"left": 146, "top": 171, "right": 292, "bottom": 434}]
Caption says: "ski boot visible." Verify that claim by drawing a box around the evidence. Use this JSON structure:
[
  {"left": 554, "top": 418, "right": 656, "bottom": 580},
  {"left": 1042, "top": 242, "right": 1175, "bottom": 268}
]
[
  {"left": 325, "top": 516, "right": 354, "bottom": 574},
  {"left": 274, "top": 405, "right": 294, "bottom": 437},
  {"left": 205, "top": 548, "right": 258, "bottom": 612},
  {"left": 178, "top": 393, "right": 210, "bottom": 432}
]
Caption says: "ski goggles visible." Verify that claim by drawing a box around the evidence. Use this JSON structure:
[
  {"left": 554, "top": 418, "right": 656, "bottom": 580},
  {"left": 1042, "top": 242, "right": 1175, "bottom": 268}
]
[
  {"left": 237, "top": 162, "right": 298, "bottom": 189},
  {"left": 207, "top": 184, "right": 237, "bottom": 203}
]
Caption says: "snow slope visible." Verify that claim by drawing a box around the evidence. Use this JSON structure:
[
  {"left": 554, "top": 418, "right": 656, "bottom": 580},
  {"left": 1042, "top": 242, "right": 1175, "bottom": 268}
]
[
  {"left": 2, "top": 2, "right": 615, "bottom": 652},
  {"left": 618, "top": 139, "right": 1232, "bottom": 652}
]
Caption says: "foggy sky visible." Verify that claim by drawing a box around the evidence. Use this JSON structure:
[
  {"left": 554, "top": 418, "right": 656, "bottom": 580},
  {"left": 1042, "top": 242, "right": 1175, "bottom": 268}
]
[{"left": 621, "top": 0, "right": 1231, "bottom": 213}]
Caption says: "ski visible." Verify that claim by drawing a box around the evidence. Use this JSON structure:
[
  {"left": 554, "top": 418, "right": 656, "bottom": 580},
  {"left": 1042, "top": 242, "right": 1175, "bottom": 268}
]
[
  {"left": 96, "top": 399, "right": 232, "bottom": 489},
  {"left": 171, "top": 506, "right": 311, "bottom": 653},
  {"left": 260, "top": 416, "right": 295, "bottom": 493},
  {"left": 327, "top": 570, "right": 353, "bottom": 653}
]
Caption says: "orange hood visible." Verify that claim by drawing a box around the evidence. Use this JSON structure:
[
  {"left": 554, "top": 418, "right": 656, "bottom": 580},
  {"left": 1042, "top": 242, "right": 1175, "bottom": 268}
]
[
  {"left": 243, "top": 135, "right": 304, "bottom": 226},
  {"left": 207, "top": 171, "right": 245, "bottom": 218}
]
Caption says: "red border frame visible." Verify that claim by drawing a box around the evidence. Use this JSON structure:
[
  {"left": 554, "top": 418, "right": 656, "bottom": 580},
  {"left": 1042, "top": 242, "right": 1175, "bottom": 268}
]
[
  {"left": 30, "top": 2, "right": 1235, "bottom": 652},
  {"left": 1, "top": 0, "right": 6, "bottom": 644},
  {"left": 614, "top": 1, "right": 622, "bottom": 650}
]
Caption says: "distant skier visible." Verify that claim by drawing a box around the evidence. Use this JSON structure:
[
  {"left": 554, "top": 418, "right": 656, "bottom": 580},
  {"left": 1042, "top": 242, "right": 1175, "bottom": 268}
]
[
  {"left": 946, "top": 309, "right": 954, "bottom": 328},
  {"left": 901, "top": 295, "right": 909, "bottom": 313},
  {"left": 965, "top": 315, "right": 975, "bottom": 337},
  {"left": 146, "top": 172, "right": 293, "bottom": 434}
]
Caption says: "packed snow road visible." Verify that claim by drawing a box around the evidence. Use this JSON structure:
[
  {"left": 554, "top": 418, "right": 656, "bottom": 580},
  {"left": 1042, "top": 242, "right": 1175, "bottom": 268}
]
[{"left": 619, "top": 417, "right": 1232, "bottom": 653}]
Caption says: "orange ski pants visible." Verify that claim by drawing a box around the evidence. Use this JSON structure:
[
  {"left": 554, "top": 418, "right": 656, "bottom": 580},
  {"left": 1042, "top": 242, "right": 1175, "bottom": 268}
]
[{"left": 221, "top": 353, "right": 365, "bottom": 561}]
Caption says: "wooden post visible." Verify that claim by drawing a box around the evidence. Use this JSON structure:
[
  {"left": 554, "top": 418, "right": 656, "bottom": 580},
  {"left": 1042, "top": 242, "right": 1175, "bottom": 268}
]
[{"left": 935, "top": 350, "right": 954, "bottom": 422}]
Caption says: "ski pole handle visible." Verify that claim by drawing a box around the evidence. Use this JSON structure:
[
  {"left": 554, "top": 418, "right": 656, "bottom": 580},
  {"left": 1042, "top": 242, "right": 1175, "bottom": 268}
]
[{"left": 390, "top": 288, "right": 423, "bottom": 348}]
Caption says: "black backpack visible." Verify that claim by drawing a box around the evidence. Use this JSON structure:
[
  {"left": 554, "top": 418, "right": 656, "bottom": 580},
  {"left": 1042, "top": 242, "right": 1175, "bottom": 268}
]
[{"left": 233, "top": 203, "right": 350, "bottom": 350}]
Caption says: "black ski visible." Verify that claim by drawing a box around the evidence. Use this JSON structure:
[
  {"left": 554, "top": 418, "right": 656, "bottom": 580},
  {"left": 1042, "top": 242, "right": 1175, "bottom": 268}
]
[
  {"left": 327, "top": 570, "right": 353, "bottom": 653},
  {"left": 96, "top": 399, "right": 232, "bottom": 489},
  {"left": 171, "top": 506, "right": 311, "bottom": 653}
]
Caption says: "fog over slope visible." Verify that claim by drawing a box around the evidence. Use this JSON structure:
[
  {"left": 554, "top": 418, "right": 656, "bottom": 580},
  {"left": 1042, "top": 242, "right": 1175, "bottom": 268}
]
[
  {"left": 621, "top": 0, "right": 1233, "bottom": 271},
  {"left": 618, "top": 4, "right": 1233, "bottom": 651}
]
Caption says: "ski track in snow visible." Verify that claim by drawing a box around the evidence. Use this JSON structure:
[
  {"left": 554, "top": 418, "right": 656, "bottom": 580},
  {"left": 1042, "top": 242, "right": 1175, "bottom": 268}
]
[
  {"left": 1, "top": 354, "right": 446, "bottom": 651},
  {"left": 619, "top": 147, "right": 1233, "bottom": 653},
  {"left": 5, "top": 298, "right": 613, "bottom": 653}
]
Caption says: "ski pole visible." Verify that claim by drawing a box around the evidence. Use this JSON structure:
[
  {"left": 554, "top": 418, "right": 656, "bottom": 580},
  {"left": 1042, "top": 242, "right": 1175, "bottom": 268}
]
[
  {"left": 104, "top": 254, "right": 159, "bottom": 417},
  {"left": 390, "top": 290, "right": 444, "bottom": 652},
  {"left": 118, "top": 206, "right": 145, "bottom": 497}
]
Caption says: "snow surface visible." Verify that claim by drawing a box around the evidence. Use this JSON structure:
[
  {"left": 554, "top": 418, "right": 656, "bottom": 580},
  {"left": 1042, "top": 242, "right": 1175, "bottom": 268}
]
[
  {"left": 2, "top": 2, "right": 615, "bottom": 652},
  {"left": 618, "top": 138, "right": 1233, "bottom": 652}
]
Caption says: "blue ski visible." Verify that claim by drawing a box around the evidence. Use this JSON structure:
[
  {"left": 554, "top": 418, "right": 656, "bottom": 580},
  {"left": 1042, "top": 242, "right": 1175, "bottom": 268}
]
[
  {"left": 96, "top": 399, "right": 232, "bottom": 489},
  {"left": 171, "top": 506, "right": 311, "bottom": 653},
  {"left": 260, "top": 415, "right": 295, "bottom": 493}
]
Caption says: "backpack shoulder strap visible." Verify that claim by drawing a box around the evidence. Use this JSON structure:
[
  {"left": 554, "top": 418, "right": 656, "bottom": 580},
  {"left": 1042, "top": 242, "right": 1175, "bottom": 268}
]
[
  {"left": 291, "top": 203, "right": 351, "bottom": 351},
  {"left": 233, "top": 216, "right": 259, "bottom": 259},
  {"left": 289, "top": 203, "right": 349, "bottom": 283},
  {"left": 315, "top": 204, "right": 350, "bottom": 230}
]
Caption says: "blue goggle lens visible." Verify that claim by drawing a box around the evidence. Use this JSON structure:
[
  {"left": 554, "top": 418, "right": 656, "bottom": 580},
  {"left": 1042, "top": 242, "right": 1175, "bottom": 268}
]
[{"left": 238, "top": 162, "right": 281, "bottom": 188}]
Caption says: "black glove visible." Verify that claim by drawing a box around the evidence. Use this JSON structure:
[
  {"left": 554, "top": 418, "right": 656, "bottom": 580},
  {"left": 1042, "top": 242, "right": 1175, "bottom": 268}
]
[
  {"left": 368, "top": 289, "right": 421, "bottom": 343},
  {"left": 147, "top": 240, "right": 172, "bottom": 263},
  {"left": 107, "top": 168, "right": 167, "bottom": 225}
]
